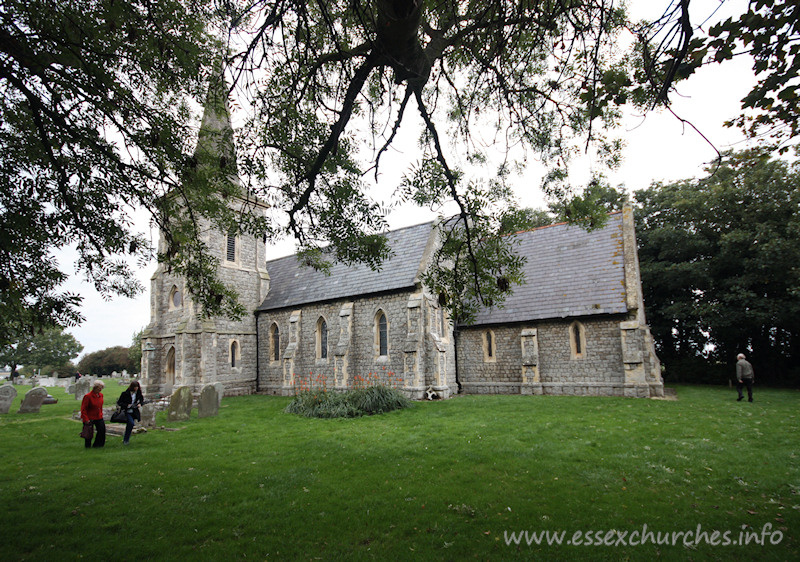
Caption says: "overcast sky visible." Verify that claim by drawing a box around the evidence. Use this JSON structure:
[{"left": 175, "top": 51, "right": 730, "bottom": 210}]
[{"left": 63, "top": 0, "right": 759, "bottom": 359}]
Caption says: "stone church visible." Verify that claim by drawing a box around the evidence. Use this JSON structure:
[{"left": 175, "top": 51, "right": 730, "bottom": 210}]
[{"left": 140, "top": 83, "right": 664, "bottom": 400}]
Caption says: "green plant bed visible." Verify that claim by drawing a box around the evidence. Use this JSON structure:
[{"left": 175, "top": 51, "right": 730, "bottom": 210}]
[
  {"left": 285, "top": 385, "right": 412, "bottom": 418},
  {"left": 0, "top": 384, "right": 798, "bottom": 560}
]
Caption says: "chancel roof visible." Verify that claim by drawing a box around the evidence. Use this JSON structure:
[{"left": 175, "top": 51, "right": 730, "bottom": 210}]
[
  {"left": 469, "top": 212, "right": 628, "bottom": 325},
  {"left": 257, "top": 213, "right": 630, "bottom": 322}
]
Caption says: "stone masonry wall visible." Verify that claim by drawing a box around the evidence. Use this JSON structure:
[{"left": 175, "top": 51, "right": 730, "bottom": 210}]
[
  {"left": 257, "top": 291, "right": 455, "bottom": 398},
  {"left": 142, "top": 209, "right": 264, "bottom": 398},
  {"left": 458, "top": 316, "right": 629, "bottom": 396}
]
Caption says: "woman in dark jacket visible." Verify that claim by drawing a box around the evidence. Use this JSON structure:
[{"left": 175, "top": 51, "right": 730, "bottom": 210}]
[{"left": 117, "top": 381, "right": 145, "bottom": 445}]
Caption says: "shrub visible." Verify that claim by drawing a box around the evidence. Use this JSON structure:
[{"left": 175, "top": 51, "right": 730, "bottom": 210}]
[
  {"left": 285, "top": 385, "right": 412, "bottom": 418},
  {"left": 347, "top": 385, "right": 412, "bottom": 415}
]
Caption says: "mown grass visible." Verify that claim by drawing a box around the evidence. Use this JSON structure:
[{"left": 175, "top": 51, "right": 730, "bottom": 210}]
[{"left": 0, "top": 382, "right": 797, "bottom": 561}]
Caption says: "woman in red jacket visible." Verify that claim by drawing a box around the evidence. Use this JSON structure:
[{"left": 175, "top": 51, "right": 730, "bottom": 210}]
[{"left": 80, "top": 380, "right": 106, "bottom": 448}]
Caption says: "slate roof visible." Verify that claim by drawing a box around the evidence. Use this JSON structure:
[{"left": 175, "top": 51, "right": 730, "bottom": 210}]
[
  {"left": 257, "top": 213, "right": 630, "bottom": 323},
  {"left": 469, "top": 212, "right": 628, "bottom": 325},
  {"left": 257, "top": 221, "right": 434, "bottom": 311}
]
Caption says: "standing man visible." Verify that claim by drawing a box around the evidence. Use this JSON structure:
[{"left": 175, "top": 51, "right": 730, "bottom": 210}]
[{"left": 735, "top": 353, "right": 755, "bottom": 402}]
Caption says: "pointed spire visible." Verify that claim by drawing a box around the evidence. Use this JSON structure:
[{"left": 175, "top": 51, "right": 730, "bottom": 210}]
[{"left": 195, "top": 59, "right": 237, "bottom": 173}]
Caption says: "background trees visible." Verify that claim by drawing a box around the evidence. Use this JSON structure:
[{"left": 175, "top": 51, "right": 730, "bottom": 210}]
[
  {"left": 0, "top": 327, "right": 83, "bottom": 377},
  {"left": 77, "top": 346, "right": 136, "bottom": 376},
  {"left": 128, "top": 328, "right": 144, "bottom": 375},
  {"left": 634, "top": 150, "right": 800, "bottom": 385}
]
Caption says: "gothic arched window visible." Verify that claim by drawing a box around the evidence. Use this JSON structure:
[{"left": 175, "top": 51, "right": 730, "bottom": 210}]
[
  {"left": 168, "top": 285, "right": 182, "bottom": 310},
  {"left": 376, "top": 310, "right": 388, "bottom": 357},
  {"left": 166, "top": 347, "right": 176, "bottom": 384},
  {"left": 317, "top": 317, "right": 328, "bottom": 360},
  {"left": 230, "top": 340, "right": 240, "bottom": 368},
  {"left": 570, "top": 321, "right": 586, "bottom": 359},
  {"left": 483, "top": 330, "right": 496, "bottom": 362},
  {"left": 270, "top": 323, "right": 280, "bottom": 362}
]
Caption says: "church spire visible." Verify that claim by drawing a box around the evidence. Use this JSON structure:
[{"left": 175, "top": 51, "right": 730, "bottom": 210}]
[{"left": 194, "top": 60, "right": 237, "bottom": 174}]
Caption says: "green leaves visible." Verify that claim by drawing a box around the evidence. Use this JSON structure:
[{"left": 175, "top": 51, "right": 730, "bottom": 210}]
[
  {"left": 700, "top": 1, "right": 800, "bottom": 148},
  {"left": 0, "top": 0, "right": 219, "bottom": 337},
  {"left": 0, "top": 326, "right": 83, "bottom": 373},
  {"left": 634, "top": 150, "right": 800, "bottom": 383}
]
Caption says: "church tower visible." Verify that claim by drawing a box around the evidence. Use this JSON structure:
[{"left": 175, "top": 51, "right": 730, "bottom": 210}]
[{"left": 140, "top": 69, "right": 269, "bottom": 397}]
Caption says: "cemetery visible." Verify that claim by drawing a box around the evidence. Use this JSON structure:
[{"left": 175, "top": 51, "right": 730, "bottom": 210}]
[{"left": 0, "top": 378, "right": 797, "bottom": 560}]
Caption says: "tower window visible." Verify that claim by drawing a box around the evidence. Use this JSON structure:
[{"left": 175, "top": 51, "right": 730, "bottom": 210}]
[
  {"left": 230, "top": 340, "right": 240, "bottom": 368},
  {"left": 169, "top": 285, "right": 182, "bottom": 310},
  {"left": 166, "top": 347, "right": 175, "bottom": 383},
  {"left": 226, "top": 231, "right": 237, "bottom": 262}
]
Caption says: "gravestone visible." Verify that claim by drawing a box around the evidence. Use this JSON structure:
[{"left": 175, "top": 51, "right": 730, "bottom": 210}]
[
  {"left": 74, "top": 377, "right": 92, "bottom": 400},
  {"left": 166, "top": 385, "right": 193, "bottom": 421},
  {"left": 0, "top": 384, "right": 17, "bottom": 414},
  {"left": 214, "top": 382, "right": 224, "bottom": 408},
  {"left": 17, "top": 387, "right": 48, "bottom": 413},
  {"left": 197, "top": 384, "right": 220, "bottom": 418},
  {"left": 140, "top": 403, "right": 158, "bottom": 429}
]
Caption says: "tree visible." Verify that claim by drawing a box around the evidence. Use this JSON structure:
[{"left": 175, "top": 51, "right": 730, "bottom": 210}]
[
  {"left": 701, "top": 0, "right": 800, "bottom": 152},
  {"left": 3, "top": 1, "right": 796, "bottom": 341},
  {"left": 78, "top": 346, "right": 135, "bottom": 376},
  {"left": 548, "top": 178, "right": 627, "bottom": 227},
  {"left": 636, "top": 0, "right": 800, "bottom": 153},
  {"left": 0, "top": 327, "right": 83, "bottom": 376},
  {"left": 0, "top": 0, "right": 231, "bottom": 346},
  {"left": 634, "top": 150, "right": 800, "bottom": 384},
  {"left": 129, "top": 328, "right": 144, "bottom": 374},
  {"left": 228, "top": 0, "right": 655, "bottom": 322}
]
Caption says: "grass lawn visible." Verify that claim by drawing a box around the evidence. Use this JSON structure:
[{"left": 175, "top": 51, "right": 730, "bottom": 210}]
[{"left": 0, "top": 382, "right": 797, "bottom": 561}]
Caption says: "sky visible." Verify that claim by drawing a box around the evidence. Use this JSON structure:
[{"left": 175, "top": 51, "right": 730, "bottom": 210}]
[{"left": 62, "top": 0, "right": 759, "bottom": 359}]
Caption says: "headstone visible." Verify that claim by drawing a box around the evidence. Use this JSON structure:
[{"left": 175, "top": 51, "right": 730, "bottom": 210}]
[
  {"left": 197, "top": 384, "right": 221, "bottom": 418},
  {"left": 67, "top": 384, "right": 75, "bottom": 394},
  {"left": 0, "top": 384, "right": 17, "bottom": 414},
  {"left": 17, "top": 387, "right": 48, "bottom": 413},
  {"left": 140, "top": 403, "right": 157, "bottom": 429},
  {"left": 74, "top": 377, "right": 92, "bottom": 400},
  {"left": 214, "top": 382, "right": 224, "bottom": 408},
  {"left": 166, "top": 385, "right": 193, "bottom": 421}
]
